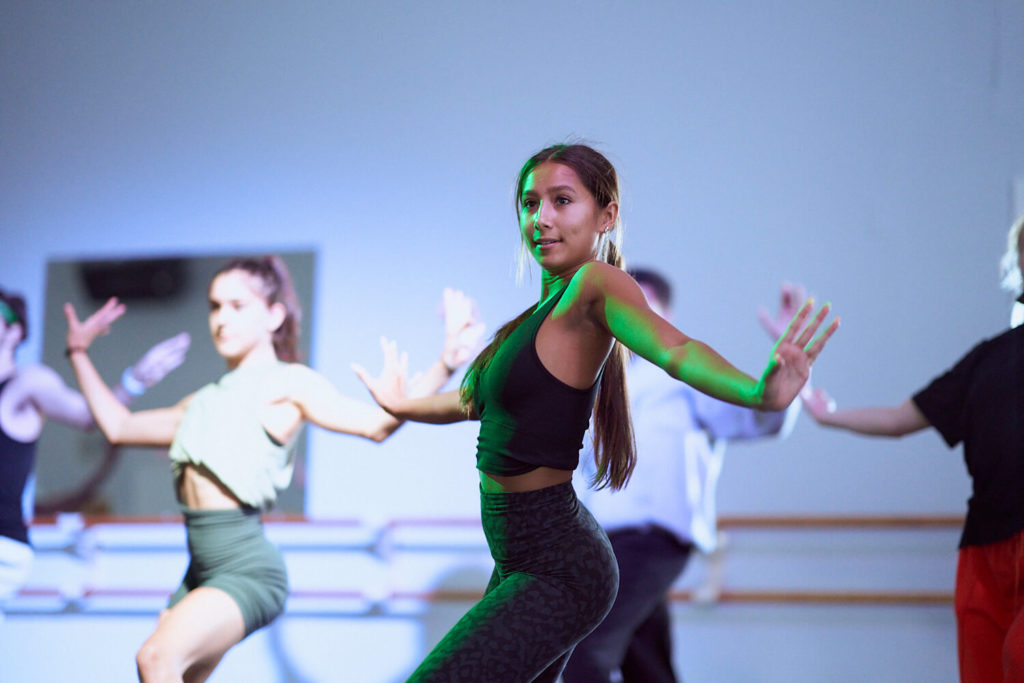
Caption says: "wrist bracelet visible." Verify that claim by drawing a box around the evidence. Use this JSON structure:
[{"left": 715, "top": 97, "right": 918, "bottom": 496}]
[
  {"left": 120, "top": 367, "right": 147, "bottom": 397},
  {"left": 65, "top": 347, "right": 86, "bottom": 358}
]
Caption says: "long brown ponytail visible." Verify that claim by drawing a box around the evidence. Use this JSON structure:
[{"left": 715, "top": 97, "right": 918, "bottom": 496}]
[
  {"left": 213, "top": 255, "right": 302, "bottom": 362},
  {"left": 462, "top": 143, "right": 636, "bottom": 490},
  {"left": 590, "top": 238, "right": 635, "bottom": 490}
]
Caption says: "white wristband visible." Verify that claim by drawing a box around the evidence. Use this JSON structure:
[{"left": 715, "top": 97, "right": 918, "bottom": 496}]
[{"left": 120, "top": 367, "right": 146, "bottom": 397}]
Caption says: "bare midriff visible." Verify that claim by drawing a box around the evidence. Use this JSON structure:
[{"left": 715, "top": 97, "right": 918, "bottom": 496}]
[
  {"left": 176, "top": 463, "right": 244, "bottom": 510},
  {"left": 479, "top": 466, "right": 573, "bottom": 493}
]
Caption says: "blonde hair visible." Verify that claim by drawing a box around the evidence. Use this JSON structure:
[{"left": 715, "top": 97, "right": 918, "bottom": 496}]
[{"left": 999, "top": 214, "right": 1024, "bottom": 297}]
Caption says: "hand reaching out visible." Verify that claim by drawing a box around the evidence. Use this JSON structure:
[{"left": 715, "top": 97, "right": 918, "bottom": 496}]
[
  {"left": 759, "top": 299, "right": 839, "bottom": 411},
  {"left": 64, "top": 297, "right": 126, "bottom": 352},
  {"left": 352, "top": 336, "right": 409, "bottom": 415},
  {"left": 800, "top": 386, "right": 837, "bottom": 423},
  {"left": 353, "top": 288, "right": 482, "bottom": 412},
  {"left": 130, "top": 332, "right": 191, "bottom": 389},
  {"left": 757, "top": 282, "right": 807, "bottom": 341},
  {"left": 440, "top": 287, "right": 486, "bottom": 371}
]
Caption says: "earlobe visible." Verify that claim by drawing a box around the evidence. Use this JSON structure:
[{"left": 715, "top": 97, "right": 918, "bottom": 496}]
[{"left": 603, "top": 202, "right": 619, "bottom": 231}]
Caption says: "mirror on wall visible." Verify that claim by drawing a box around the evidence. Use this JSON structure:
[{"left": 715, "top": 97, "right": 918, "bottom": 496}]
[{"left": 36, "top": 251, "right": 316, "bottom": 517}]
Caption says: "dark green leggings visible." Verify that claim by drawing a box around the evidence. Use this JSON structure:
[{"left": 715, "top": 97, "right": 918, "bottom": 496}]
[{"left": 409, "top": 481, "right": 619, "bottom": 682}]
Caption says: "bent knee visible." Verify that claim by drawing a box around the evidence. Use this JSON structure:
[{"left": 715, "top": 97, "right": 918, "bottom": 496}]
[{"left": 136, "top": 639, "right": 180, "bottom": 681}]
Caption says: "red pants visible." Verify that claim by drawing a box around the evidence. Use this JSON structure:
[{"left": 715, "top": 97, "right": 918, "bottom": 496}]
[{"left": 956, "top": 529, "right": 1024, "bottom": 682}]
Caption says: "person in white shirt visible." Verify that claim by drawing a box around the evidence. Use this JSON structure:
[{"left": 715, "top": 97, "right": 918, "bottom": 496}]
[{"left": 564, "top": 268, "right": 803, "bottom": 683}]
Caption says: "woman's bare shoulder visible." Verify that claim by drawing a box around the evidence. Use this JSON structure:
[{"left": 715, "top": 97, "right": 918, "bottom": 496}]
[{"left": 573, "top": 261, "right": 640, "bottom": 301}]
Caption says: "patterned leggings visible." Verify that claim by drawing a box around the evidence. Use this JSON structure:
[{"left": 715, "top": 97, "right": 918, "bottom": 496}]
[{"left": 409, "top": 481, "right": 619, "bottom": 682}]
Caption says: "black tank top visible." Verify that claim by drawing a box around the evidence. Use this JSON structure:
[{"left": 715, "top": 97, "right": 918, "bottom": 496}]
[
  {"left": 474, "top": 285, "right": 602, "bottom": 476},
  {"left": 0, "top": 378, "right": 36, "bottom": 544}
]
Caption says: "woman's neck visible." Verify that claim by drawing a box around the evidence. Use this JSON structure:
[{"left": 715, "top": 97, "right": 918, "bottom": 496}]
[
  {"left": 225, "top": 344, "right": 279, "bottom": 371},
  {"left": 539, "top": 261, "right": 589, "bottom": 301}
]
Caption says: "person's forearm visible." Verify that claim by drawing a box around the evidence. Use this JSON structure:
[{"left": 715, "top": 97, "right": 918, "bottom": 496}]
[
  {"left": 66, "top": 350, "right": 133, "bottom": 443},
  {"left": 387, "top": 390, "right": 469, "bottom": 424},
  {"left": 664, "top": 340, "right": 762, "bottom": 408},
  {"left": 815, "top": 401, "right": 927, "bottom": 437},
  {"left": 365, "top": 412, "right": 404, "bottom": 442}
]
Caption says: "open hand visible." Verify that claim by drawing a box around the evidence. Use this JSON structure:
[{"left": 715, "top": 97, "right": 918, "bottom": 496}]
[
  {"left": 440, "top": 287, "right": 486, "bottom": 371},
  {"left": 130, "top": 332, "right": 191, "bottom": 388},
  {"left": 352, "top": 336, "right": 409, "bottom": 414},
  {"left": 800, "top": 386, "right": 837, "bottom": 423},
  {"left": 759, "top": 299, "right": 839, "bottom": 411},
  {"left": 757, "top": 283, "right": 807, "bottom": 341},
  {"left": 64, "top": 298, "right": 126, "bottom": 352}
]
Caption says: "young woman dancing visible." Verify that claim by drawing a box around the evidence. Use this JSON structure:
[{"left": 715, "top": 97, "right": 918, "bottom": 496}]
[
  {"left": 64, "top": 256, "right": 479, "bottom": 683},
  {"left": 358, "top": 143, "right": 839, "bottom": 682}
]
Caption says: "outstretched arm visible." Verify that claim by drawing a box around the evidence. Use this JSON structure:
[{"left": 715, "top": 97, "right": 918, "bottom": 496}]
[
  {"left": 295, "top": 286, "right": 484, "bottom": 439},
  {"left": 21, "top": 364, "right": 104, "bottom": 431},
  {"left": 283, "top": 358, "right": 405, "bottom": 442},
  {"left": 26, "top": 330, "right": 190, "bottom": 431},
  {"left": 353, "top": 288, "right": 482, "bottom": 426},
  {"left": 64, "top": 298, "right": 187, "bottom": 446},
  {"left": 295, "top": 332, "right": 470, "bottom": 441},
  {"left": 353, "top": 337, "right": 471, "bottom": 425},
  {"left": 591, "top": 264, "right": 838, "bottom": 411},
  {"left": 801, "top": 388, "right": 929, "bottom": 437}
]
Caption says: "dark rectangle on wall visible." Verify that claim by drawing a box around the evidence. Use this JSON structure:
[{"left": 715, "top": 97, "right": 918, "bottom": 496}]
[{"left": 79, "top": 258, "right": 188, "bottom": 301}]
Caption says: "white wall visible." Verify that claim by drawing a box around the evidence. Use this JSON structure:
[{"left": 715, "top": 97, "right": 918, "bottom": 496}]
[{"left": 2, "top": 1, "right": 1022, "bottom": 680}]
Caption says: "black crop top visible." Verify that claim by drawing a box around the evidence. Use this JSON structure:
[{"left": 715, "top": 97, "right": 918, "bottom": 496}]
[{"left": 473, "top": 285, "right": 602, "bottom": 476}]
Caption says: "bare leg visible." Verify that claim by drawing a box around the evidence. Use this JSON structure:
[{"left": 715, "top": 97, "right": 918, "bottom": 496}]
[{"left": 136, "top": 587, "right": 245, "bottom": 683}]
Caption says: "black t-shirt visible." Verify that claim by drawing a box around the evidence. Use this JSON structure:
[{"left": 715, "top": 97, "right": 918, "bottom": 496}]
[{"left": 912, "top": 325, "right": 1024, "bottom": 548}]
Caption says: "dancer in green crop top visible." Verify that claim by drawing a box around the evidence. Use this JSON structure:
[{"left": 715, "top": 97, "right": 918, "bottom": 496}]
[
  {"left": 358, "top": 143, "right": 840, "bottom": 681},
  {"left": 63, "top": 255, "right": 483, "bottom": 683}
]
